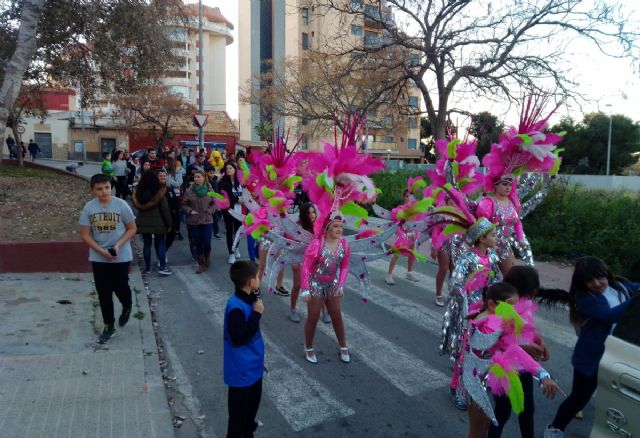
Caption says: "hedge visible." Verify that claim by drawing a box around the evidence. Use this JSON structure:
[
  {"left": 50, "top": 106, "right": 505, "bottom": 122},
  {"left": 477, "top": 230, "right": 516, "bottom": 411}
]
[
  {"left": 371, "top": 169, "right": 426, "bottom": 210},
  {"left": 523, "top": 180, "right": 640, "bottom": 277}
]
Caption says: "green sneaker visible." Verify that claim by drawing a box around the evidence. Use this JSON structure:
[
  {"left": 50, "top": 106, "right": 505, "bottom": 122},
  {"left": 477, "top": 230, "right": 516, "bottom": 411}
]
[
  {"left": 98, "top": 324, "right": 116, "bottom": 344},
  {"left": 119, "top": 306, "right": 132, "bottom": 327}
]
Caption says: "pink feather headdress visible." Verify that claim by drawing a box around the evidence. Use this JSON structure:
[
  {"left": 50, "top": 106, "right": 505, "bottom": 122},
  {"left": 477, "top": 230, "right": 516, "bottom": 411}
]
[
  {"left": 482, "top": 95, "right": 564, "bottom": 194},
  {"left": 246, "top": 127, "right": 302, "bottom": 215},
  {"left": 300, "top": 113, "right": 385, "bottom": 237}
]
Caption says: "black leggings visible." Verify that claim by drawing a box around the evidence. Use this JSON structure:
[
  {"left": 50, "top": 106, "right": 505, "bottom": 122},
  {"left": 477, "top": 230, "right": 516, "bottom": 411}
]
[
  {"left": 222, "top": 210, "right": 242, "bottom": 254},
  {"left": 551, "top": 368, "right": 598, "bottom": 431},
  {"left": 487, "top": 372, "right": 535, "bottom": 438},
  {"left": 92, "top": 262, "right": 132, "bottom": 326},
  {"left": 227, "top": 378, "right": 262, "bottom": 438}
]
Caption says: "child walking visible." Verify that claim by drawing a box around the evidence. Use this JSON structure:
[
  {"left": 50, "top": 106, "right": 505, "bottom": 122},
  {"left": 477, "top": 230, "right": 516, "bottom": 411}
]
[
  {"left": 465, "top": 282, "right": 562, "bottom": 438},
  {"left": 79, "top": 174, "right": 137, "bottom": 344},
  {"left": 224, "top": 261, "right": 265, "bottom": 438},
  {"left": 544, "top": 256, "right": 636, "bottom": 437}
]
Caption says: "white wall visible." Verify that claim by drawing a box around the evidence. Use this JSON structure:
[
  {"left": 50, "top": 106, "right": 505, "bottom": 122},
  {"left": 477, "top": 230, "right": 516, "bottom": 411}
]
[{"left": 559, "top": 174, "right": 640, "bottom": 191}]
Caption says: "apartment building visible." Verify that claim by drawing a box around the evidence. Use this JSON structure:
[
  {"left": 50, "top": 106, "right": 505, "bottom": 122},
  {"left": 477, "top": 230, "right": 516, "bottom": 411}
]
[{"left": 238, "top": 0, "right": 423, "bottom": 162}]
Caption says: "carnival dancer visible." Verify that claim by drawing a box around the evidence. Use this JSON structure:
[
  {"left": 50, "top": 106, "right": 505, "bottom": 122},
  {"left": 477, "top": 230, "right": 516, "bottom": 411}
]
[
  {"left": 384, "top": 189, "right": 421, "bottom": 285},
  {"left": 427, "top": 185, "right": 501, "bottom": 411},
  {"left": 426, "top": 138, "right": 484, "bottom": 306},
  {"left": 464, "top": 282, "right": 562, "bottom": 438},
  {"left": 477, "top": 96, "right": 563, "bottom": 275},
  {"left": 262, "top": 114, "right": 396, "bottom": 363}
]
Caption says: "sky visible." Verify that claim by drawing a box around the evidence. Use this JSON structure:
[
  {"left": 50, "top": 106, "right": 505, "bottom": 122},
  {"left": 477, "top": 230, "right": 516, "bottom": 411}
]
[{"left": 208, "top": 1, "right": 640, "bottom": 127}]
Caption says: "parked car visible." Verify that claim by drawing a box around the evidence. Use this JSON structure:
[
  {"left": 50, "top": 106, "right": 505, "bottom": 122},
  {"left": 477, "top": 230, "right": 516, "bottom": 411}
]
[{"left": 591, "top": 297, "right": 640, "bottom": 437}]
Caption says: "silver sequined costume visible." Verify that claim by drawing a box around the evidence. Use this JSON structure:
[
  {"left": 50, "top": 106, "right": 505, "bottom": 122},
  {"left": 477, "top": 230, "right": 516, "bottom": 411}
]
[
  {"left": 301, "top": 238, "right": 349, "bottom": 299},
  {"left": 440, "top": 247, "right": 501, "bottom": 361}
]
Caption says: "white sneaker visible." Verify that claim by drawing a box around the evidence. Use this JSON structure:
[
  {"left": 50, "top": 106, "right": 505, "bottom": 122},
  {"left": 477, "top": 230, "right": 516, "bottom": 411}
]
[
  {"left": 234, "top": 248, "right": 241, "bottom": 259},
  {"left": 543, "top": 426, "right": 564, "bottom": 438},
  {"left": 406, "top": 272, "right": 419, "bottom": 282},
  {"left": 227, "top": 254, "right": 236, "bottom": 264},
  {"left": 385, "top": 275, "right": 395, "bottom": 285}
]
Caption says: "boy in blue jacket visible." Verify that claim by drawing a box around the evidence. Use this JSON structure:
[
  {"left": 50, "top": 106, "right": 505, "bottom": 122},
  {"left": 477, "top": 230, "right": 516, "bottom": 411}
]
[{"left": 224, "top": 260, "right": 265, "bottom": 438}]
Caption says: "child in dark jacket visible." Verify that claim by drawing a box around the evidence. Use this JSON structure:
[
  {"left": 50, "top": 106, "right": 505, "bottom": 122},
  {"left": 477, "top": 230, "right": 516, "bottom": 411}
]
[
  {"left": 224, "top": 261, "right": 265, "bottom": 438},
  {"left": 544, "top": 256, "right": 637, "bottom": 438}
]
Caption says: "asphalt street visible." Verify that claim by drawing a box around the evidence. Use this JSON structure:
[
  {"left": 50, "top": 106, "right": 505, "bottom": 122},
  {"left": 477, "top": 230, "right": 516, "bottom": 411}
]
[{"left": 139, "top": 231, "right": 592, "bottom": 438}]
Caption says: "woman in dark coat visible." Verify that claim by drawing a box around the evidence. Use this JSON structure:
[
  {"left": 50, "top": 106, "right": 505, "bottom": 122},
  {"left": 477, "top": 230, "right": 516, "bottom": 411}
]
[{"left": 132, "top": 170, "right": 172, "bottom": 276}]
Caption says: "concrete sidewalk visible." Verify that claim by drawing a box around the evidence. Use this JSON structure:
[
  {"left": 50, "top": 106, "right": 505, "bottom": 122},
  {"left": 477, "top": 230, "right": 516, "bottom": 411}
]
[{"left": 0, "top": 267, "right": 174, "bottom": 438}]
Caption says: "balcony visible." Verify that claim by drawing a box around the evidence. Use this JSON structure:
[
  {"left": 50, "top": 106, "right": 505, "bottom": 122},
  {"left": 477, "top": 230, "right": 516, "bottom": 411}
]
[{"left": 364, "top": 141, "right": 398, "bottom": 151}]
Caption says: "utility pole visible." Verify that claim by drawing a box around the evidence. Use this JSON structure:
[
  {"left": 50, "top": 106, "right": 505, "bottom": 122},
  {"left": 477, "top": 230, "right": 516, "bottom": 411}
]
[
  {"left": 198, "top": 0, "right": 204, "bottom": 152},
  {"left": 606, "top": 104, "right": 612, "bottom": 176},
  {"left": 80, "top": 84, "right": 87, "bottom": 161}
]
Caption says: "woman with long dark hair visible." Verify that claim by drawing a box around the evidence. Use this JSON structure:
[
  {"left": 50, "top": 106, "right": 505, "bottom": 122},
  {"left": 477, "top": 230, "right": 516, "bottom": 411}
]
[
  {"left": 288, "top": 203, "right": 317, "bottom": 322},
  {"left": 218, "top": 161, "right": 244, "bottom": 264},
  {"left": 544, "top": 256, "right": 637, "bottom": 437},
  {"left": 132, "top": 170, "right": 172, "bottom": 276}
]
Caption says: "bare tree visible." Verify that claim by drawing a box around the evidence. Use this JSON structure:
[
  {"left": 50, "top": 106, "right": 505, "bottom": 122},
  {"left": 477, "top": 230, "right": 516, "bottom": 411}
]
[
  {"left": 316, "top": 0, "right": 640, "bottom": 138},
  {"left": 0, "top": 0, "right": 45, "bottom": 157},
  {"left": 112, "top": 86, "right": 196, "bottom": 147}
]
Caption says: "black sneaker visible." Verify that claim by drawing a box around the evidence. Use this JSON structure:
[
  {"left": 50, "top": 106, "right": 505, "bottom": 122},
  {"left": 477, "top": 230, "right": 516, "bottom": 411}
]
[
  {"left": 275, "top": 286, "right": 290, "bottom": 297},
  {"left": 98, "top": 324, "right": 116, "bottom": 344},
  {"left": 119, "top": 306, "right": 132, "bottom": 327}
]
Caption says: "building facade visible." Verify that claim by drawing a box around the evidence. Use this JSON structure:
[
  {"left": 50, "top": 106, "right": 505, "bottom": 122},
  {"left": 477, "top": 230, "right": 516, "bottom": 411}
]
[{"left": 238, "top": 0, "right": 423, "bottom": 162}]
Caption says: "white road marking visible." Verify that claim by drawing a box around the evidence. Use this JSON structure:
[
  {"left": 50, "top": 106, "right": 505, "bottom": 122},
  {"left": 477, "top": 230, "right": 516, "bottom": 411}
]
[{"left": 174, "top": 268, "right": 355, "bottom": 432}]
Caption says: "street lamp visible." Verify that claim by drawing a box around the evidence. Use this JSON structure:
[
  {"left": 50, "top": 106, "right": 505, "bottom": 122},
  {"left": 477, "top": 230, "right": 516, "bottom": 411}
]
[
  {"left": 198, "top": 0, "right": 204, "bottom": 152},
  {"left": 606, "top": 103, "right": 612, "bottom": 176}
]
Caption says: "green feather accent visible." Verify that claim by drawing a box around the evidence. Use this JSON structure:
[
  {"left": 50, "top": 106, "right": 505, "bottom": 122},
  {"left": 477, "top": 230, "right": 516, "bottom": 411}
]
[
  {"left": 239, "top": 160, "right": 251, "bottom": 183},
  {"left": 557, "top": 131, "right": 567, "bottom": 137},
  {"left": 443, "top": 223, "right": 466, "bottom": 236},
  {"left": 251, "top": 225, "right": 269, "bottom": 240},
  {"left": 410, "top": 179, "right": 427, "bottom": 193},
  {"left": 495, "top": 302, "right": 524, "bottom": 336},
  {"left": 375, "top": 188, "right": 383, "bottom": 194},
  {"left": 340, "top": 201, "right": 369, "bottom": 219},
  {"left": 413, "top": 198, "right": 433, "bottom": 213},
  {"left": 452, "top": 161, "right": 460, "bottom": 178},
  {"left": 208, "top": 192, "right": 223, "bottom": 200},
  {"left": 409, "top": 249, "right": 427, "bottom": 263},
  {"left": 447, "top": 139, "right": 461, "bottom": 159},
  {"left": 316, "top": 171, "right": 334, "bottom": 194},
  {"left": 265, "top": 164, "right": 277, "bottom": 181},
  {"left": 514, "top": 168, "right": 524, "bottom": 177},
  {"left": 456, "top": 177, "right": 474, "bottom": 190},
  {"left": 245, "top": 213, "right": 255, "bottom": 226},
  {"left": 506, "top": 370, "right": 525, "bottom": 414},
  {"left": 261, "top": 186, "right": 275, "bottom": 199},
  {"left": 269, "top": 197, "right": 284, "bottom": 209},
  {"left": 280, "top": 175, "right": 302, "bottom": 192},
  {"left": 516, "top": 134, "right": 532, "bottom": 144}
]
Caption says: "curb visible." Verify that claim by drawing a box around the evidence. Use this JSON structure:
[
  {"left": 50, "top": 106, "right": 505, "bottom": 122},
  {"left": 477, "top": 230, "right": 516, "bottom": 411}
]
[{"left": 129, "top": 264, "right": 176, "bottom": 438}]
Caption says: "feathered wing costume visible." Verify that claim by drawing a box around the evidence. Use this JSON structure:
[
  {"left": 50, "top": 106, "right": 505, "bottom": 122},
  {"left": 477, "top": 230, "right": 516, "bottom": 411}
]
[
  {"left": 462, "top": 301, "right": 553, "bottom": 425},
  {"left": 425, "top": 137, "right": 484, "bottom": 263},
  {"left": 477, "top": 95, "right": 564, "bottom": 266},
  {"left": 265, "top": 114, "right": 397, "bottom": 302}
]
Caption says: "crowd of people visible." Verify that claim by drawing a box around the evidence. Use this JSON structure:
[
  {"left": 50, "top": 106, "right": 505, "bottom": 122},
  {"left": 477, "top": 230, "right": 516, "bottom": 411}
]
[{"left": 77, "top": 109, "right": 637, "bottom": 438}]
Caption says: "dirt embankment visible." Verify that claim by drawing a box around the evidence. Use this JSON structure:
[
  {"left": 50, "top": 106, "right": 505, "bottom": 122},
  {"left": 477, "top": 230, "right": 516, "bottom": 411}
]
[{"left": 0, "top": 166, "right": 90, "bottom": 241}]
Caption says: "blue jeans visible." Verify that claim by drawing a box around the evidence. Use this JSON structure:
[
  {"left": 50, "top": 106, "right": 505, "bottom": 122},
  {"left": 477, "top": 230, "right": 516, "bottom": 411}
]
[
  {"left": 212, "top": 211, "right": 221, "bottom": 236},
  {"left": 247, "top": 235, "right": 259, "bottom": 262},
  {"left": 188, "top": 223, "right": 212, "bottom": 258},
  {"left": 143, "top": 234, "right": 166, "bottom": 270}
]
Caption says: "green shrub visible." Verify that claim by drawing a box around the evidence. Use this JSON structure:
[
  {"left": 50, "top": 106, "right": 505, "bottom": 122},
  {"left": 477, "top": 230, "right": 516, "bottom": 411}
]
[
  {"left": 523, "top": 180, "right": 640, "bottom": 276},
  {"left": 371, "top": 169, "right": 427, "bottom": 210}
]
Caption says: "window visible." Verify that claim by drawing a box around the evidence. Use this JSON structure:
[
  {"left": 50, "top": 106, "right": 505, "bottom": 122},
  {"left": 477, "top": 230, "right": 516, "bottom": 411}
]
[
  {"left": 351, "top": 25, "right": 363, "bottom": 36},
  {"left": 351, "top": 0, "right": 362, "bottom": 9},
  {"left": 613, "top": 299, "right": 640, "bottom": 346},
  {"left": 364, "top": 5, "right": 380, "bottom": 20},
  {"left": 408, "top": 96, "right": 418, "bottom": 108},
  {"left": 364, "top": 31, "right": 379, "bottom": 49},
  {"left": 409, "top": 53, "right": 419, "bottom": 66},
  {"left": 302, "top": 8, "right": 309, "bottom": 26},
  {"left": 301, "top": 32, "right": 309, "bottom": 50},
  {"left": 383, "top": 136, "right": 393, "bottom": 143},
  {"left": 408, "top": 138, "right": 418, "bottom": 149},
  {"left": 408, "top": 116, "right": 417, "bottom": 129}
]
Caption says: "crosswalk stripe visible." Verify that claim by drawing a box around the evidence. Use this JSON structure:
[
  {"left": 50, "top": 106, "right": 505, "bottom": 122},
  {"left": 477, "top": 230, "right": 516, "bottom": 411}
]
[
  {"left": 288, "top": 296, "right": 450, "bottom": 397},
  {"left": 173, "top": 268, "right": 355, "bottom": 432}
]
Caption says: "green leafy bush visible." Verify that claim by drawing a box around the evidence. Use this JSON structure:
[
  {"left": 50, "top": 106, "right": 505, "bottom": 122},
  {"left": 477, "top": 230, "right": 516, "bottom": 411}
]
[
  {"left": 371, "top": 170, "right": 427, "bottom": 210},
  {"left": 523, "top": 180, "right": 640, "bottom": 276}
]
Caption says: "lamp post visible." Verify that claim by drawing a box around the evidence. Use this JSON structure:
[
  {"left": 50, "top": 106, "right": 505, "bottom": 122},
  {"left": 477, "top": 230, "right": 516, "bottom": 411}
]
[
  {"left": 198, "top": 0, "right": 204, "bottom": 152},
  {"left": 606, "top": 103, "right": 612, "bottom": 176}
]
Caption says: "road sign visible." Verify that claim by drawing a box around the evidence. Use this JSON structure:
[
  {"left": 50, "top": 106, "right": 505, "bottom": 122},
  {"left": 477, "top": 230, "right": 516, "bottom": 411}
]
[
  {"left": 194, "top": 114, "right": 208, "bottom": 128},
  {"left": 17, "top": 126, "right": 25, "bottom": 134}
]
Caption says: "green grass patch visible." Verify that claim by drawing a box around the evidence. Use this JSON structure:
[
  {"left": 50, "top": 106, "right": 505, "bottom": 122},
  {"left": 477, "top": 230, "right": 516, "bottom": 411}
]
[
  {"left": 523, "top": 180, "right": 640, "bottom": 276},
  {"left": 0, "top": 165, "right": 57, "bottom": 179}
]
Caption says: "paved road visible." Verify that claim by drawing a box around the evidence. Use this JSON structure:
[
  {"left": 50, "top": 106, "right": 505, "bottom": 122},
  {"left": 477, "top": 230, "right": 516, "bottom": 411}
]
[{"left": 139, "top": 231, "right": 592, "bottom": 438}]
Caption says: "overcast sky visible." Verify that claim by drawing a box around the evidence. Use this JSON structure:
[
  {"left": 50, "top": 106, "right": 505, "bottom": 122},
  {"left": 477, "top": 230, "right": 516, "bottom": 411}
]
[{"left": 209, "top": 1, "right": 639, "bottom": 127}]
